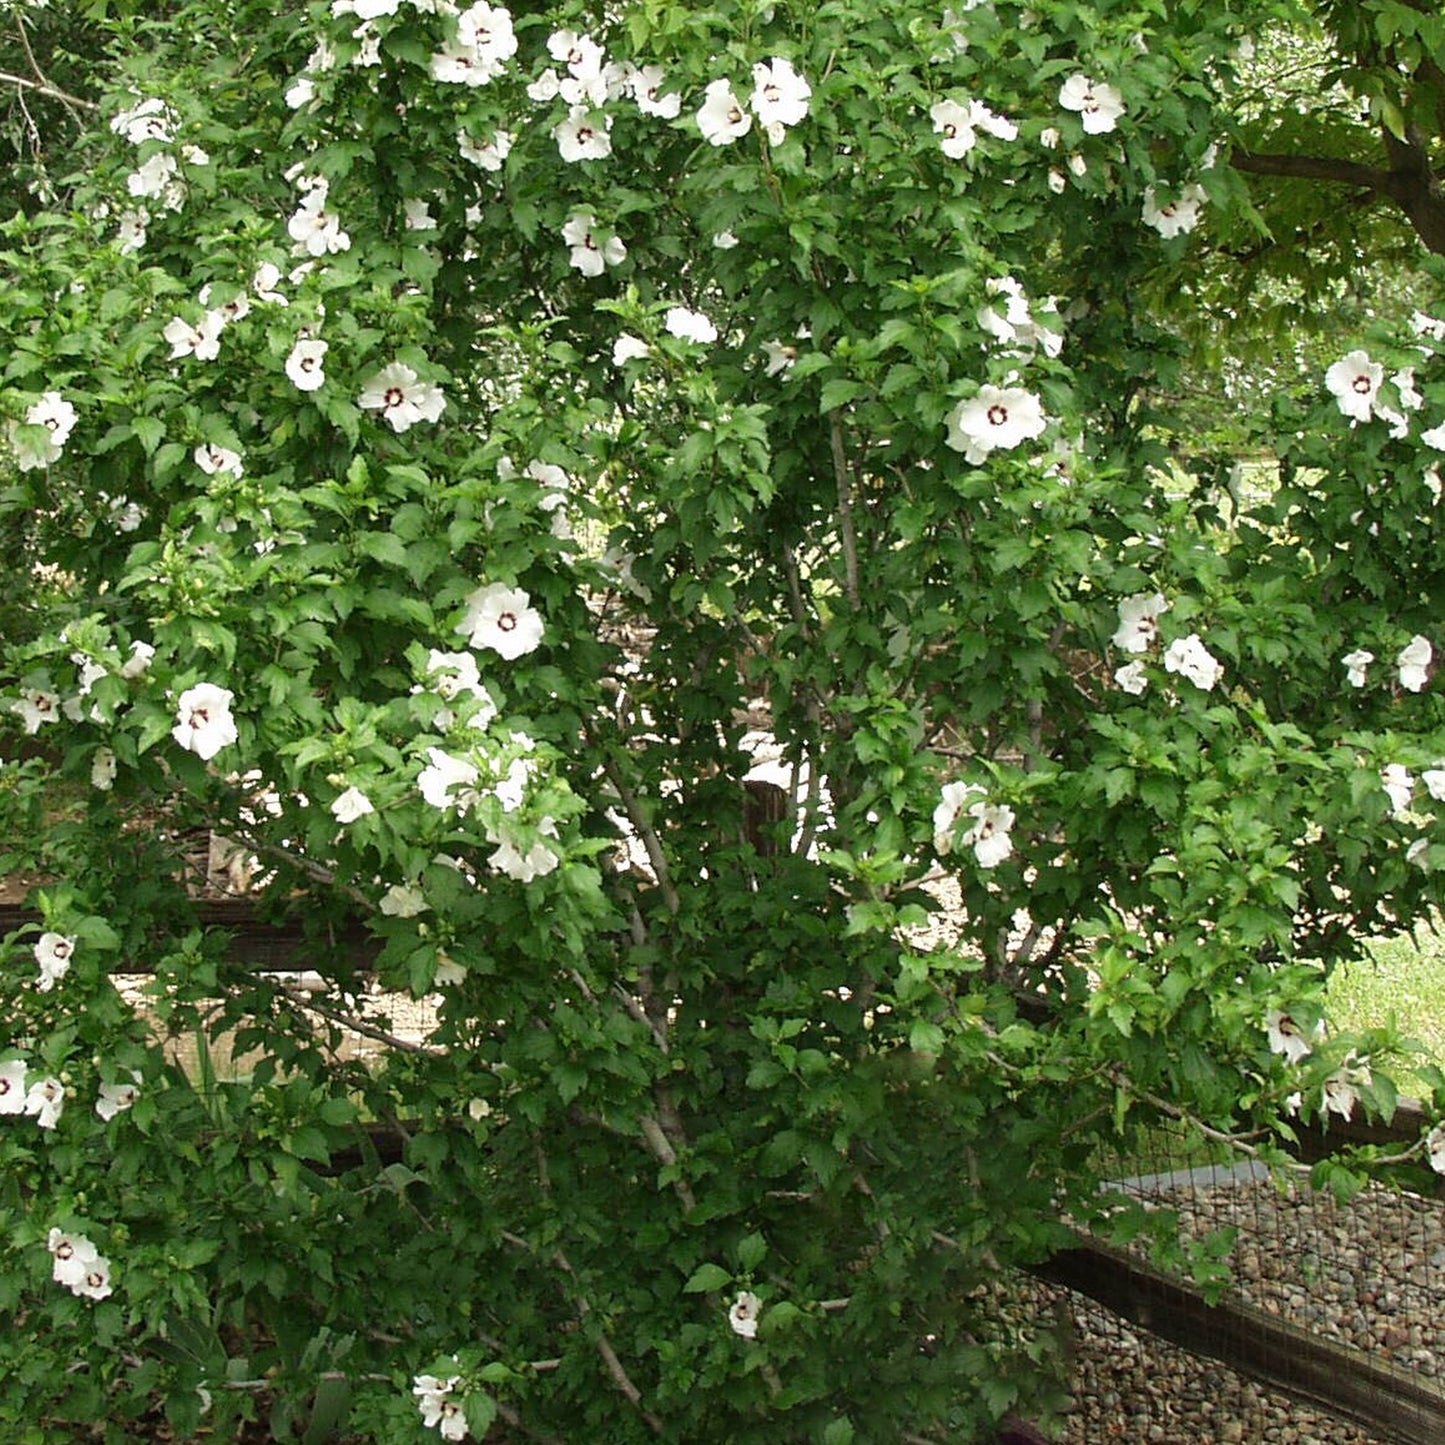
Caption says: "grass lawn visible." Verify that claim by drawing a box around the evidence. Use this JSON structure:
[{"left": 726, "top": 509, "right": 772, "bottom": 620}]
[{"left": 1325, "top": 919, "right": 1445, "bottom": 1071}]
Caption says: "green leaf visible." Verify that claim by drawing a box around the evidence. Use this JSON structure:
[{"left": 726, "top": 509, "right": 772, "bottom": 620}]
[
  {"left": 819, "top": 378, "right": 865, "bottom": 413},
  {"left": 131, "top": 416, "right": 166, "bottom": 455},
  {"left": 356, "top": 531, "right": 409, "bottom": 568},
  {"left": 286, "top": 1125, "right": 331, "bottom": 1163},
  {"left": 909, "top": 1020, "right": 944, "bottom": 1055},
  {"left": 318, "top": 1096, "right": 355, "bottom": 1126},
  {"left": 736, "top": 1232, "right": 768, "bottom": 1272},
  {"left": 682, "top": 1262, "right": 733, "bottom": 1294},
  {"left": 463, "top": 1393, "right": 498, "bottom": 1438}
]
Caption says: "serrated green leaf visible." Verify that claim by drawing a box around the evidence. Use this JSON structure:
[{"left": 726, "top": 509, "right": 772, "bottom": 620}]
[
  {"left": 131, "top": 416, "right": 166, "bottom": 455},
  {"left": 819, "top": 378, "right": 864, "bottom": 413}
]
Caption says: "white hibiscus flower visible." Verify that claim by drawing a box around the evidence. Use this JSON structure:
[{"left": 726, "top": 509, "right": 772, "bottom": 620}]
[
  {"left": 1324, "top": 350, "right": 1384, "bottom": 425},
  {"left": 1113, "top": 659, "right": 1148, "bottom": 695},
  {"left": 286, "top": 337, "right": 329, "bottom": 392},
  {"left": 457, "top": 128, "right": 512, "bottom": 170},
  {"left": 457, "top": 582, "right": 545, "bottom": 659},
  {"left": 33, "top": 933, "right": 76, "bottom": 992},
  {"left": 96, "top": 1073, "right": 142, "bottom": 1121},
  {"left": 25, "top": 1075, "right": 65, "bottom": 1129},
  {"left": 613, "top": 334, "right": 651, "bottom": 366},
  {"left": 944, "top": 385, "right": 1047, "bottom": 463},
  {"left": 1142, "top": 183, "right": 1207, "bottom": 237},
  {"left": 357, "top": 362, "right": 446, "bottom": 432},
  {"left": 1265, "top": 1009, "right": 1314, "bottom": 1065},
  {"left": 750, "top": 57, "right": 810, "bottom": 143},
  {"left": 12, "top": 688, "right": 60, "bottom": 733},
  {"left": 697, "top": 79, "right": 751, "bottom": 145},
  {"left": 1341, "top": 648, "right": 1373, "bottom": 687},
  {"left": 728, "top": 1291, "right": 763, "bottom": 1339},
  {"left": 1112, "top": 593, "right": 1169, "bottom": 653},
  {"left": 0, "top": 1059, "right": 27, "bottom": 1114},
  {"left": 195, "top": 443, "right": 243, "bottom": 477},
  {"left": 930, "top": 98, "right": 976, "bottom": 158},
  {"left": 331, "top": 786, "right": 375, "bottom": 823},
  {"left": 665, "top": 306, "right": 718, "bottom": 343},
  {"left": 172, "top": 682, "right": 239, "bottom": 761},
  {"left": 1162, "top": 634, "right": 1223, "bottom": 692},
  {"left": 562, "top": 213, "right": 626, "bottom": 276},
  {"left": 163, "top": 313, "right": 224, "bottom": 361},
  {"left": 630, "top": 64, "right": 681, "bottom": 118},
  {"left": 552, "top": 107, "right": 613, "bottom": 162},
  {"left": 1397, "top": 634, "right": 1432, "bottom": 692},
  {"left": 1058, "top": 74, "right": 1126, "bottom": 134},
  {"left": 10, "top": 391, "right": 78, "bottom": 470}
]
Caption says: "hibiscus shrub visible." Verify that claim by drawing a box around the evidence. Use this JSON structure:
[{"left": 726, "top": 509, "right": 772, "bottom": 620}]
[{"left": 2, "top": 0, "right": 1444, "bottom": 1442}]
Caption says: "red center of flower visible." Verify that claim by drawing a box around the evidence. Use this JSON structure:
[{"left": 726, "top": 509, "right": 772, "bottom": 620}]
[
  {"left": 727, "top": 106, "right": 743, "bottom": 124},
  {"left": 384, "top": 386, "right": 405, "bottom": 408},
  {"left": 498, "top": 612, "right": 517, "bottom": 632},
  {"left": 987, "top": 404, "right": 1009, "bottom": 426},
  {"left": 56, "top": 1241, "right": 74, "bottom": 1259},
  {"left": 191, "top": 707, "right": 210, "bottom": 726},
  {"left": 1352, "top": 375, "right": 1371, "bottom": 393}
]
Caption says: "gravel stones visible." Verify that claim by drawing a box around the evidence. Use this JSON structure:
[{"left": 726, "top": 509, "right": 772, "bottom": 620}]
[{"left": 1045, "top": 1170, "right": 1444, "bottom": 1443}]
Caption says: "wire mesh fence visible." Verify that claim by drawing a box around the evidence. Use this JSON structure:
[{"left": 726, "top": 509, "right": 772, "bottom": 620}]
[{"left": 1032, "top": 1137, "right": 1445, "bottom": 1444}]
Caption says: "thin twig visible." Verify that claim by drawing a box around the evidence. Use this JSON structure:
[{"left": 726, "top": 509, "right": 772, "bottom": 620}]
[
  {"left": 636, "top": 1112, "right": 697, "bottom": 1212},
  {"left": 613, "top": 978, "right": 670, "bottom": 1053},
  {"left": 15, "top": 12, "right": 90, "bottom": 129},
  {"left": 298, "top": 994, "right": 437, "bottom": 1056},
  {"left": 1126, "top": 1080, "right": 1313, "bottom": 1176},
  {"left": 0, "top": 69, "right": 97, "bottom": 114},
  {"left": 827, "top": 411, "right": 862, "bottom": 610},
  {"left": 601, "top": 756, "right": 681, "bottom": 917},
  {"left": 793, "top": 740, "right": 826, "bottom": 861},
  {"left": 779, "top": 543, "right": 814, "bottom": 634},
  {"left": 238, "top": 830, "right": 375, "bottom": 911},
  {"left": 552, "top": 1245, "right": 664, "bottom": 1435}
]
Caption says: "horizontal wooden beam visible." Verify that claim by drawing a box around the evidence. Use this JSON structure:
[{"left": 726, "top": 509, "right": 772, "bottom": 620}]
[
  {"left": 1033, "top": 1238, "right": 1445, "bottom": 1445},
  {"left": 0, "top": 901, "right": 379, "bottom": 974}
]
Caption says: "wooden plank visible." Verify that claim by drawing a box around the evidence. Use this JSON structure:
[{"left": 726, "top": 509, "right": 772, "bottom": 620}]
[
  {"left": 1033, "top": 1239, "right": 1445, "bottom": 1445},
  {"left": 0, "top": 902, "right": 379, "bottom": 974}
]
